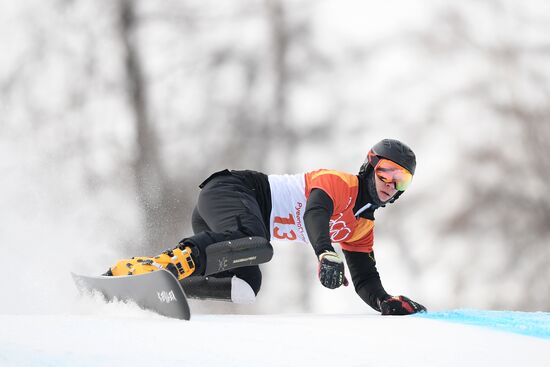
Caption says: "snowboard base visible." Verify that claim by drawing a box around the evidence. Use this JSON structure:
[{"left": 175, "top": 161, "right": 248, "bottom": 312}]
[{"left": 72, "top": 269, "right": 191, "bottom": 320}]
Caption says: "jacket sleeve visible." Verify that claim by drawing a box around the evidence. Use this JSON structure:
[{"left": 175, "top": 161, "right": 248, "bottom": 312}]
[
  {"left": 304, "top": 188, "right": 335, "bottom": 257},
  {"left": 343, "top": 249, "right": 390, "bottom": 312}
]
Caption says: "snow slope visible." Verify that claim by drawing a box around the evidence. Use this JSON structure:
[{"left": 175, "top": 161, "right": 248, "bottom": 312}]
[{"left": 1, "top": 299, "right": 549, "bottom": 367}]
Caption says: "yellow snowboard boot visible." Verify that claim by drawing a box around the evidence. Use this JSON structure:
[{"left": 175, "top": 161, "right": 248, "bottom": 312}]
[{"left": 107, "top": 245, "right": 196, "bottom": 281}]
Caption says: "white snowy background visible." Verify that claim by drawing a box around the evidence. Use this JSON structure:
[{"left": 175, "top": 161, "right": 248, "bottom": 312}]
[{"left": 1, "top": 0, "right": 549, "bottom": 365}]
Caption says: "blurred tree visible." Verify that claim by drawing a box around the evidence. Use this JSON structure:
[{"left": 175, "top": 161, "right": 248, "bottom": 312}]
[{"left": 117, "top": 0, "right": 172, "bottom": 252}]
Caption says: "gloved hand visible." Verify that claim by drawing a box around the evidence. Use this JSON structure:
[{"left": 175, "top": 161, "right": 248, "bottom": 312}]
[
  {"left": 379, "top": 295, "right": 427, "bottom": 315},
  {"left": 318, "top": 251, "right": 349, "bottom": 289}
]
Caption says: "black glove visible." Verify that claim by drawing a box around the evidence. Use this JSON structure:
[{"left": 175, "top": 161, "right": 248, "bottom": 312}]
[
  {"left": 379, "top": 295, "right": 427, "bottom": 315},
  {"left": 318, "top": 251, "right": 349, "bottom": 289}
]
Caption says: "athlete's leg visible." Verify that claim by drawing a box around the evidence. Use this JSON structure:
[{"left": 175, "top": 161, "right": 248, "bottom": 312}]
[
  {"left": 191, "top": 203, "right": 263, "bottom": 293},
  {"left": 106, "top": 172, "right": 272, "bottom": 301},
  {"left": 180, "top": 172, "right": 271, "bottom": 302}
]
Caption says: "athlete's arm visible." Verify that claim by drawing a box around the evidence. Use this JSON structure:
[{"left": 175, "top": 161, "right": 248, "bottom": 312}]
[
  {"left": 305, "top": 189, "right": 349, "bottom": 289},
  {"left": 342, "top": 249, "right": 390, "bottom": 312},
  {"left": 304, "top": 188, "right": 335, "bottom": 256}
]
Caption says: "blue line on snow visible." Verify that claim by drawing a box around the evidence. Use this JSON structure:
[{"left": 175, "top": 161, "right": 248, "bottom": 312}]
[{"left": 415, "top": 309, "right": 550, "bottom": 339}]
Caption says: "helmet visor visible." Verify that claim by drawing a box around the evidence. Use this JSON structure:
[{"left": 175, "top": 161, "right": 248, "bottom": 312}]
[{"left": 374, "top": 159, "right": 413, "bottom": 191}]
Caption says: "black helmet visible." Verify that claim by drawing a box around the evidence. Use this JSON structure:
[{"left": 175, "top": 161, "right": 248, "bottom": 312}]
[{"left": 359, "top": 139, "right": 416, "bottom": 177}]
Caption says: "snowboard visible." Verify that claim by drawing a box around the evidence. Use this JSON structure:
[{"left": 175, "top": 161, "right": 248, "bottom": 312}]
[{"left": 72, "top": 269, "right": 191, "bottom": 320}]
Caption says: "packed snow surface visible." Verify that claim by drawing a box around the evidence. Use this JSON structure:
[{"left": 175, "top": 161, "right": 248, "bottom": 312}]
[{"left": 1, "top": 300, "right": 549, "bottom": 367}]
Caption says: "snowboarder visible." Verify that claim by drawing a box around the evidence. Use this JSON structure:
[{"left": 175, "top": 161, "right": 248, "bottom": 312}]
[{"left": 106, "top": 138, "right": 427, "bottom": 315}]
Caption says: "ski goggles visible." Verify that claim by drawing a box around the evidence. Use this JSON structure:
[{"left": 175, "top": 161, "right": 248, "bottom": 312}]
[{"left": 374, "top": 158, "right": 413, "bottom": 191}]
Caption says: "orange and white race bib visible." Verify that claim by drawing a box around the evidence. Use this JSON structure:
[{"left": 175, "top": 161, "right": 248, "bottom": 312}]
[
  {"left": 268, "top": 170, "right": 375, "bottom": 253},
  {"left": 268, "top": 174, "right": 309, "bottom": 243}
]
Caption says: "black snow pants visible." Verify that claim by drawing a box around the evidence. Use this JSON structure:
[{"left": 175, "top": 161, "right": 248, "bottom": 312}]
[{"left": 189, "top": 170, "right": 270, "bottom": 295}]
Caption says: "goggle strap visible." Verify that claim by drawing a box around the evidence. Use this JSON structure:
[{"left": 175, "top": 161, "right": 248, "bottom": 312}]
[{"left": 354, "top": 203, "right": 372, "bottom": 217}]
